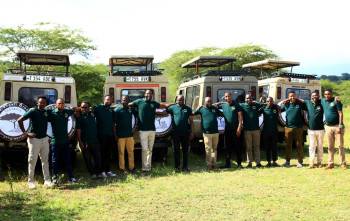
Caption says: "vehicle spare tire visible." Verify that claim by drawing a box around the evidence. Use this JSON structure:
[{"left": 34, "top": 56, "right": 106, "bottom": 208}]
[
  {"left": 259, "top": 114, "right": 264, "bottom": 129},
  {"left": 45, "top": 104, "right": 76, "bottom": 139},
  {"left": 217, "top": 115, "right": 225, "bottom": 134},
  {"left": 0, "top": 102, "right": 30, "bottom": 142},
  {"left": 155, "top": 109, "right": 172, "bottom": 138},
  {"left": 277, "top": 101, "right": 287, "bottom": 127}
]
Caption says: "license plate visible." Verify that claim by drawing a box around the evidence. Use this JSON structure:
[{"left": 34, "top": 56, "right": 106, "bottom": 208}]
[{"left": 125, "top": 76, "right": 150, "bottom": 82}]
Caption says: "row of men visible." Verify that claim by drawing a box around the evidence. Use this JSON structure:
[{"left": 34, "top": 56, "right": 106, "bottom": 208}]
[{"left": 10, "top": 89, "right": 345, "bottom": 189}]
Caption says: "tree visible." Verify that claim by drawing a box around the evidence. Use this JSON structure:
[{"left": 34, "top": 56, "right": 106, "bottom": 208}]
[
  {"left": 160, "top": 44, "right": 277, "bottom": 98},
  {"left": 0, "top": 23, "right": 96, "bottom": 58},
  {"left": 70, "top": 63, "right": 108, "bottom": 105}
]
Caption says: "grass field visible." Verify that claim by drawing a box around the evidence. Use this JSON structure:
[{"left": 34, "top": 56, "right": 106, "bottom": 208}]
[{"left": 1, "top": 108, "right": 349, "bottom": 221}]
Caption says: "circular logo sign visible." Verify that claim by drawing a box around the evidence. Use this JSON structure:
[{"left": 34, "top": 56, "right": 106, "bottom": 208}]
[
  {"left": 0, "top": 102, "right": 30, "bottom": 142},
  {"left": 155, "top": 109, "right": 172, "bottom": 137},
  {"left": 45, "top": 104, "right": 76, "bottom": 139}
]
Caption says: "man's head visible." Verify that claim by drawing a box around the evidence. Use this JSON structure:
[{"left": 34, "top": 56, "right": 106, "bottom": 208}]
[
  {"left": 204, "top": 97, "right": 212, "bottom": 107},
  {"left": 324, "top": 89, "right": 333, "bottom": 101},
  {"left": 80, "top": 101, "right": 90, "bottom": 113},
  {"left": 311, "top": 91, "right": 320, "bottom": 102},
  {"left": 104, "top": 95, "right": 112, "bottom": 106},
  {"left": 37, "top": 96, "right": 47, "bottom": 109},
  {"left": 55, "top": 98, "right": 65, "bottom": 110},
  {"left": 176, "top": 95, "right": 184, "bottom": 106},
  {"left": 224, "top": 92, "right": 232, "bottom": 103},
  {"left": 288, "top": 91, "right": 297, "bottom": 103},
  {"left": 245, "top": 94, "right": 253, "bottom": 105},
  {"left": 144, "top": 90, "right": 153, "bottom": 101},
  {"left": 266, "top": 97, "right": 274, "bottom": 107},
  {"left": 121, "top": 95, "right": 129, "bottom": 107}
]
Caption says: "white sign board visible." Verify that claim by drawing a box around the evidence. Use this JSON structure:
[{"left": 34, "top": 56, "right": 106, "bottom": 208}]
[
  {"left": 125, "top": 76, "right": 150, "bottom": 82},
  {"left": 220, "top": 76, "right": 242, "bottom": 82},
  {"left": 290, "top": 78, "right": 308, "bottom": 83}
]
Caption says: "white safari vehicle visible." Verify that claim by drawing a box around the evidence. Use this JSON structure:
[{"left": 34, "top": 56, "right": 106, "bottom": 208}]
[
  {"left": 0, "top": 51, "right": 77, "bottom": 163},
  {"left": 177, "top": 56, "right": 258, "bottom": 147},
  {"left": 243, "top": 59, "right": 321, "bottom": 142},
  {"left": 103, "top": 55, "right": 171, "bottom": 160}
]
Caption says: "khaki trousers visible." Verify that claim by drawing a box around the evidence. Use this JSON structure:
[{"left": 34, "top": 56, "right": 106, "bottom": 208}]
[
  {"left": 27, "top": 137, "right": 51, "bottom": 182},
  {"left": 203, "top": 133, "right": 219, "bottom": 167},
  {"left": 244, "top": 130, "right": 261, "bottom": 164},
  {"left": 325, "top": 125, "right": 346, "bottom": 165},
  {"left": 285, "top": 127, "right": 304, "bottom": 163},
  {"left": 117, "top": 137, "right": 135, "bottom": 170},
  {"left": 308, "top": 129, "right": 324, "bottom": 165},
  {"left": 140, "top": 131, "right": 156, "bottom": 171}
]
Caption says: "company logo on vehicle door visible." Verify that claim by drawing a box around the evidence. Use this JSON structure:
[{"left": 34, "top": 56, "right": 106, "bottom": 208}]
[{"left": 0, "top": 102, "right": 30, "bottom": 141}]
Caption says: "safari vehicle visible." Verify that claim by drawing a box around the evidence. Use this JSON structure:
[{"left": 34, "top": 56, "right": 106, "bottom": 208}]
[
  {"left": 0, "top": 51, "right": 77, "bottom": 161},
  {"left": 104, "top": 55, "right": 171, "bottom": 159},
  {"left": 242, "top": 59, "right": 321, "bottom": 142},
  {"left": 177, "top": 56, "right": 259, "bottom": 143}
]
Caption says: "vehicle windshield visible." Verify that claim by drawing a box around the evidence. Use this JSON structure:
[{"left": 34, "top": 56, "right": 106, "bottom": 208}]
[
  {"left": 286, "top": 88, "right": 311, "bottom": 100},
  {"left": 18, "top": 87, "right": 57, "bottom": 107},
  {"left": 217, "top": 89, "right": 245, "bottom": 103},
  {"left": 120, "top": 89, "right": 154, "bottom": 102}
]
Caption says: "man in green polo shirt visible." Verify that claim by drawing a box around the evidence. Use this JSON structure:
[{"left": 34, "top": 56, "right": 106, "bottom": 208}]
[
  {"left": 280, "top": 91, "right": 306, "bottom": 168},
  {"left": 129, "top": 90, "right": 167, "bottom": 172},
  {"left": 167, "top": 95, "right": 193, "bottom": 172},
  {"left": 261, "top": 97, "right": 280, "bottom": 167},
  {"left": 94, "top": 95, "right": 117, "bottom": 177},
  {"left": 214, "top": 92, "right": 243, "bottom": 168},
  {"left": 240, "top": 94, "right": 263, "bottom": 168},
  {"left": 77, "top": 101, "right": 102, "bottom": 179},
  {"left": 115, "top": 96, "right": 136, "bottom": 173},
  {"left": 194, "top": 97, "right": 221, "bottom": 170},
  {"left": 321, "top": 89, "right": 346, "bottom": 169},
  {"left": 304, "top": 91, "right": 324, "bottom": 168},
  {"left": 17, "top": 96, "right": 53, "bottom": 189},
  {"left": 48, "top": 98, "right": 77, "bottom": 183}
]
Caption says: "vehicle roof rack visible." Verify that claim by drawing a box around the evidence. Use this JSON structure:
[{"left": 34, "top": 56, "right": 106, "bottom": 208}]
[
  {"left": 111, "top": 70, "right": 162, "bottom": 76},
  {"left": 271, "top": 72, "right": 317, "bottom": 79},
  {"left": 181, "top": 56, "right": 236, "bottom": 68},
  {"left": 16, "top": 50, "right": 70, "bottom": 66},
  {"left": 242, "top": 59, "right": 300, "bottom": 70},
  {"left": 109, "top": 55, "right": 154, "bottom": 66}
]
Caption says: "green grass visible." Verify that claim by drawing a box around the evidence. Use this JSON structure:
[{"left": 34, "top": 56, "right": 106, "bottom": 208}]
[{"left": 1, "top": 107, "right": 349, "bottom": 221}]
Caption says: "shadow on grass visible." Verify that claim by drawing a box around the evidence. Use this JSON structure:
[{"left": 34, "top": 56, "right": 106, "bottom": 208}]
[{"left": 0, "top": 190, "right": 79, "bottom": 221}]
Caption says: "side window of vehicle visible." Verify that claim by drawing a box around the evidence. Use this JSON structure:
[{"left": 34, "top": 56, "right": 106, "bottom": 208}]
[{"left": 185, "top": 87, "right": 193, "bottom": 106}]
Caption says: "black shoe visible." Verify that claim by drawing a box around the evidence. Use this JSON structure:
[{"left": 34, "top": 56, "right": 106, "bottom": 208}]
[
  {"left": 129, "top": 169, "right": 136, "bottom": 174},
  {"left": 237, "top": 164, "right": 243, "bottom": 169},
  {"left": 266, "top": 162, "right": 272, "bottom": 167},
  {"left": 256, "top": 163, "right": 262, "bottom": 168}
]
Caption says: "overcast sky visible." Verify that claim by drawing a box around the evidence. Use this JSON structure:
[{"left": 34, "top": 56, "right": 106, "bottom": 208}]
[{"left": 1, "top": 0, "right": 349, "bottom": 75}]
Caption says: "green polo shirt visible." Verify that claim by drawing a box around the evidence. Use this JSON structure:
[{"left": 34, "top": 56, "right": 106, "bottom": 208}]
[
  {"left": 194, "top": 106, "right": 220, "bottom": 134},
  {"left": 94, "top": 104, "right": 115, "bottom": 136},
  {"left": 22, "top": 107, "right": 49, "bottom": 139},
  {"left": 114, "top": 106, "right": 134, "bottom": 138},
  {"left": 305, "top": 100, "right": 324, "bottom": 130},
  {"left": 321, "top": 98, "right": 342, "bottom": 126},
  {"left": 262, "top": 105, "right": 279, "bottom": 133},
  {"left": 167, "top": 104, "right": 192, "bottom": 136},
  {"left": 219, "top": 102, "right": 242, "bottom": 130},
  {"left": 280, "top": 101, "right": 306, "bottom": 128},
  {"left": 48, "top": 108, "right": 74, "bottom": 145},
  {"left": 131, "top": 99, "right": 160, "bottom": 131},
  {"left": 76, "top": 112, "right": 99, "bottom": 144},
  {"left": 240, "top": 102, "right": 263, "bottom": 131}
]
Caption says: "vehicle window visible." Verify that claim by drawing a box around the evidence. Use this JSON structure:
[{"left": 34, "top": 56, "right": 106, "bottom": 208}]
[
  {"left": 18, "top": 87, "right": 57, "bottom": 107},
  {"left": 120, "top": 89, "right": 154, "bottom": 102},
  {"left": 112, "top": 64, "right": 152, "bottom": 73},
  {"left": 286, "top": 88, "right": 311, "bottom": 100},
  {"left": 217, "top": 89, "right": 245, "bottom": 103},
  {"left": 185, "top": 87, "right": 193, "bottom": 106}
]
